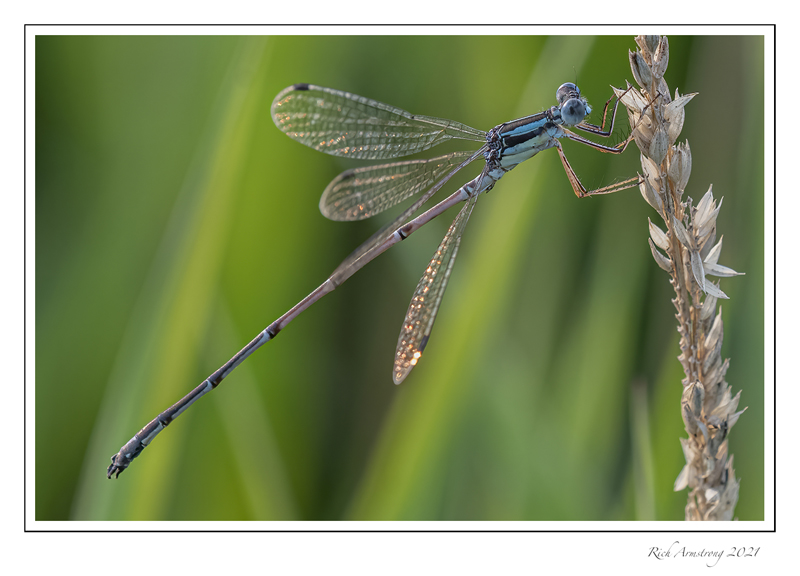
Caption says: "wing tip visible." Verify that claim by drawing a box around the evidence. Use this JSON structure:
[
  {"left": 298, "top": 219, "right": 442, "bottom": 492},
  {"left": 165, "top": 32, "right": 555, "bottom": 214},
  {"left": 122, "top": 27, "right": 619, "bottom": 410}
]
[{"left": 393, "top": 365, "right": 411, "bottom": 385}]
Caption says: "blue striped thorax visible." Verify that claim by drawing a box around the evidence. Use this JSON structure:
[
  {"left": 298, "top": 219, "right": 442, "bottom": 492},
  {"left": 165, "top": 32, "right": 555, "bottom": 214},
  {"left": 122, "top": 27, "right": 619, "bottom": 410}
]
[{"left": 485, "top": 82, "right": 592, "bottom": 173}]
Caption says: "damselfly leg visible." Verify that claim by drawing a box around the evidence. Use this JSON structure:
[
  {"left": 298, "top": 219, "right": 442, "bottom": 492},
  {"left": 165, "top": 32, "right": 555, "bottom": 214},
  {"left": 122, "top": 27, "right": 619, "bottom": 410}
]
[{"left": 556, "top": 85, "right": 657, "bottom": 197}]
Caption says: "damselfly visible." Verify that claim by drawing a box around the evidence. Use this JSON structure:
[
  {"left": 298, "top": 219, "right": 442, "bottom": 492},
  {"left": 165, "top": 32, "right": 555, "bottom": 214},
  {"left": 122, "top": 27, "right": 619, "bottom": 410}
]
[{"left": 108, "top": 81, "right": 643, "bottom": 478}]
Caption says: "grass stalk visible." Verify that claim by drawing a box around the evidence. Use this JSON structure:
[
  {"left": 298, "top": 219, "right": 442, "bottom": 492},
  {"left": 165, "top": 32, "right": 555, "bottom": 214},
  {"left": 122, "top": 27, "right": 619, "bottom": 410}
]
[{"left": 618, "top": 35, "right": 746, "bottom": 520}]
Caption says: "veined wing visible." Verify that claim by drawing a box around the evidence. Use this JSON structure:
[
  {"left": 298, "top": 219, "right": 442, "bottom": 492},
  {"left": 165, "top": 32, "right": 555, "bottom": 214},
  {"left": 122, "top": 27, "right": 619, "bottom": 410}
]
[
  {"left": 320, "top": 151, "right": 476, "bottom": 221},
  {"left": 329, "top": 147, "right": 486, "bottom": 285},
  {"left": 271, "top": 84, "right": 486, "bottom": 160},
  {"left": 393, "top": 194, "right": 479, "bottom": 384}
]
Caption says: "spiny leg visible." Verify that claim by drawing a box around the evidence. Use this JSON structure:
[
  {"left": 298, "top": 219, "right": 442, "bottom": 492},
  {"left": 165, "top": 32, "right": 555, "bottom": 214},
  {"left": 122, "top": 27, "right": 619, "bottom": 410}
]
[
  {"left": 562, "top": 87, "right": 659, "bottom": 160},
  {"left": 563, "top": 125, "right": 636, "bottom": 154},
  {"left": 554, "top": 139, "right": 640, "bottom": 198},
  {"left": 575, "top": 85, "right": 636, "bottom": 137},
  {"left": 576, "top": 85, "right": 659, "bottom": 147}
]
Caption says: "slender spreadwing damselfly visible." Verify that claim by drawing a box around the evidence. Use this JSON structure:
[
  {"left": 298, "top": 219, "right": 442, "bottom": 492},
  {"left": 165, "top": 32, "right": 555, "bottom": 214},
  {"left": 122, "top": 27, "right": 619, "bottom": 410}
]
[{"left": 108, "top": 81, "right": 645, "bottom": 478}]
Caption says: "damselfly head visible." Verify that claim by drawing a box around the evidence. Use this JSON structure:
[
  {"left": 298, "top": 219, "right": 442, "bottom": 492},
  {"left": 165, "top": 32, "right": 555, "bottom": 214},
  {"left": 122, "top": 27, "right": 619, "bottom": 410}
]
[
  {"left": 556, "top": 82, "right": 589, "bottom": 126},
  {"left": 556, "top": 82, "right": 580, "bottom": 104}
]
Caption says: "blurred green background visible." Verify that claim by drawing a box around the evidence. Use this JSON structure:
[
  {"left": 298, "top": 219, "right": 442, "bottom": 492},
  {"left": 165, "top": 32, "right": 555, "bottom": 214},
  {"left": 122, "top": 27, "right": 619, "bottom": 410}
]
[{"left": 35, "top": 35, "right": 764, "bottom": 521}]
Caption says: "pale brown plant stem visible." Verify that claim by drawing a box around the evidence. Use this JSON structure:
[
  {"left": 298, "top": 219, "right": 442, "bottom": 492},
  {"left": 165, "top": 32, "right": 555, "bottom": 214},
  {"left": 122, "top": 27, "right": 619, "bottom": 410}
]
[{"left": 618, "top": 35, "right": 746, "bottom": 520}]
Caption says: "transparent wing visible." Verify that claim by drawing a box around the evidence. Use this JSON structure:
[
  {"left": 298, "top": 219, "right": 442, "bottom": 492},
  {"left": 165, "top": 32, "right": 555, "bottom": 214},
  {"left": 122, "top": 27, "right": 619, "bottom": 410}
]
[
  {"left": 271, "top": 84, "right": 486, "bottom": 160},
  {"left": 329, "top": 147, "right": 486, "bottom": 285},
  {"left": 320, "top": 151, "right": 476, "bottom": 221},
  {"left": 393, "top": 194, "right": 479, "bottom": 384}
]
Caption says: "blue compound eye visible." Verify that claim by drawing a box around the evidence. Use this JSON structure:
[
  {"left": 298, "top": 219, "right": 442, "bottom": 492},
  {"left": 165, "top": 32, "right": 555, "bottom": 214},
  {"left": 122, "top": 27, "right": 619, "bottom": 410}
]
[
  {"left": 560, "top": 97, "right": 586, "bottom": 125},
  {"left": 556, "top": 82, "right": 580, "bottom": 105}
]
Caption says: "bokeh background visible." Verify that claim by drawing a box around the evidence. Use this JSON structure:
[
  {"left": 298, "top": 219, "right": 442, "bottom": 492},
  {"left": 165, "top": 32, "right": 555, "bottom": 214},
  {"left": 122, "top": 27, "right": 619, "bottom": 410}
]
[{"left": 35, "top": 34, "right": 765, "bottom": 521}]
